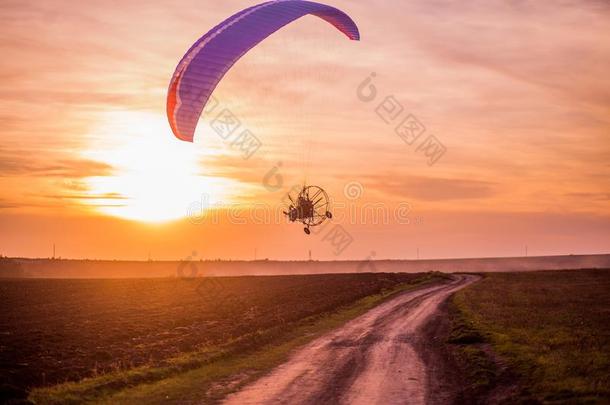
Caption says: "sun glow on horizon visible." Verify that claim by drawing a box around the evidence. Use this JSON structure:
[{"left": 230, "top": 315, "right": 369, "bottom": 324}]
[{"left": 81, "top": 111, "right": 243, "bottom": 223}]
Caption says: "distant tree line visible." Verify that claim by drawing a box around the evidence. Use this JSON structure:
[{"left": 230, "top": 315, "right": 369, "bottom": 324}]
[{"left": 0, "top": 257, "right": 25, "bottom": 278}]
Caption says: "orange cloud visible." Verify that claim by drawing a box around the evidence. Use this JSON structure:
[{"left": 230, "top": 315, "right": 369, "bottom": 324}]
[{"left": 0, "top": 0, "right": 608, "bottom": 259}]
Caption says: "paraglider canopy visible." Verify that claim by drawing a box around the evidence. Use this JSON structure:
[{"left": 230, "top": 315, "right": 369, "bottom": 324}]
[{"left": 167, "top": 0, "right": 360, "bottom": 142}]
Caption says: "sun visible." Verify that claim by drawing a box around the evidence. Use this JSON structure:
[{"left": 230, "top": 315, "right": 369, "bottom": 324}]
[{"left": 81, "top": 110, "right": 241, "bottom": 223}]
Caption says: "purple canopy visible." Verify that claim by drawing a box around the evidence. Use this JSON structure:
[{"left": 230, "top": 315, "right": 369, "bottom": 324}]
[{"left": 167, "top": 0, "right": 360, "bottom": 142}]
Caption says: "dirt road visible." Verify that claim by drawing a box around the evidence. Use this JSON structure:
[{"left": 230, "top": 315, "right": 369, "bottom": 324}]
[{"left": 224, "top": 274, "right": 478, "bottom": 405}]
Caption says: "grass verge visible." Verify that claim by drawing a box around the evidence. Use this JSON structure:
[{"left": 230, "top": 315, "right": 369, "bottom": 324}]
[
  {"left": 449, "top": 269, "right": 610, "bottom": 404},
  {"left": 30, "top": 272, "right": 448, "bottom": 404}
]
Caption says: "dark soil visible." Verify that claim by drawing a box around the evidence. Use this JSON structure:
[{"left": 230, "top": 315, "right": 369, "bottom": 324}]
[{"left": 0, "top": 272, "right": 428, "bottom": 402}]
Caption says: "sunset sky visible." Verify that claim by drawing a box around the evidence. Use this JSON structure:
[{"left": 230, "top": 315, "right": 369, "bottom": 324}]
[{"left": 1, "top": 0, "right": 609, "bottom": 261}]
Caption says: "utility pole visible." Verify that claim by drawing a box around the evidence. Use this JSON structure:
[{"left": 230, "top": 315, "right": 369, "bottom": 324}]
[
  {"left": 53, "top": 243, "right": 55, "bottom": 260},
  {"left": 309, "top": 250, "right": 312, "bottom": 261}
]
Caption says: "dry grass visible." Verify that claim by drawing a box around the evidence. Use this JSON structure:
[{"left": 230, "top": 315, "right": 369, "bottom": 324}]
[{"left": 452, "top": 269, "right": 610, "bottom": 403}]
